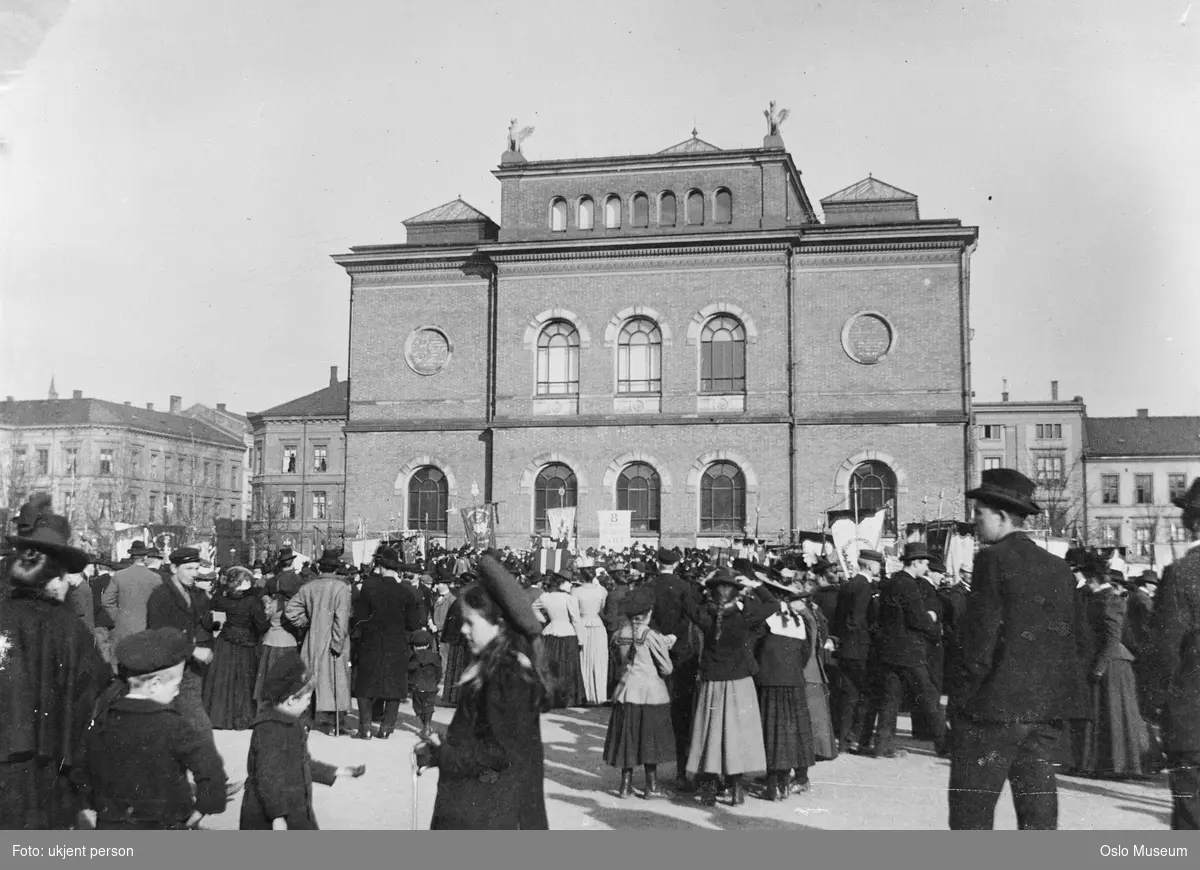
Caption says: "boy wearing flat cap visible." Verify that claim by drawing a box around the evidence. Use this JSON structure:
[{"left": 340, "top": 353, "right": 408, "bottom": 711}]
[{"left": 75, "top": 628, "right": 230, "bottom": 829}]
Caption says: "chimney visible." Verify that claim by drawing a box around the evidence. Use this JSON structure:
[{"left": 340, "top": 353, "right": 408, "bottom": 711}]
[
  {"left": 1051, "top": 380, "right": 1059, "bottom": 401},
  {"left": 217, "top": 403, "right": 227, "bottom": 412},
  {"left": 1001, "top": 378, "right": 1009, "bottom": 403},
  {"left": 1137, "top": 408, "right": 1149, "bottom": 418},
  {"left": 5, "top": 396, "right": 13, "bottom": 403},
  {"left": 124, "top": 401, "right": 131, "bottom": 406},
  {"left": 169, "top": 395, "right": 181, "bottom": 414},
  {"left": 72, "top": 389, "right": 83, "bottom": 400},
  {"left": 146, "top": 403, "right": 155, "bottom": 411},
  {"left": 329, "top": 365, "right": 338, "bottom": 387}
]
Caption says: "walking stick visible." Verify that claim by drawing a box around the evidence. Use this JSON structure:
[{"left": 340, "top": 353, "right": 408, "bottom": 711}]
[
  {"left": 332, "top": 650, "right": 340, "bottom": 737},
  {"left": 411, "top": 747, "right": 421, "bottom": 831}
]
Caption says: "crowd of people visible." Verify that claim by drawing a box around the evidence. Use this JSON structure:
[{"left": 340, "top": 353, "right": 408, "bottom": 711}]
[{"left": 1, "top": 466, "right": 1198, "bottom": 831}]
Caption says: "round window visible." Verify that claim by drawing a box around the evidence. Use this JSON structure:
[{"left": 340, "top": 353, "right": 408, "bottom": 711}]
[{"left": 841, "top": 312, "right": 896, "bottom": 365}]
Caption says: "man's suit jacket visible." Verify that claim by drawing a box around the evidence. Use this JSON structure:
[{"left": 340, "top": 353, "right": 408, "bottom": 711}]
[
  {"left": 1154, "top": 545, "right": 1200, "bottom": 752},
  {"left": 102, "top": 563, "right": 163, "bottom": 644},
  {"left": 648, "top": 572, "right": 701, "bottom": 663},
  {"left": 876, "top": 570, "right": 937, "bottom": 667},
  {"left": 950, "top": 532, "right": 1087, "bottom": 724},
  {"left": 834, "top": 573, "right": 874, "bottom": 661}
]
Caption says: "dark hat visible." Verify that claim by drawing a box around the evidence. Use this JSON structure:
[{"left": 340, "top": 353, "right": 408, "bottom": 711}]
[
  {"left": 901, "top": 542, "right": 931, "bottom": 563},
  {"left": 656, "top": 547, "right": 680, "bottom": 565},
  {"left": 127, "top": 540, "right": 152, "bottom": 558},
  {"left": 477, "top": 552, "right": 543, "bottom": 638},
  {"left": 259, "top": 650, "right": 312, "bottom": 707},
  {"left": 5, "top": 500, "right": 89, "bottom": 574},
  {"left": 276, "top": 547, "right": 297, "bottom": 567},
  {"left": 374, "top": 547, "right": 404, "bottom": 572},
  {"left": 928, "top": 557, "right": 947, "bottom": 574},
  {"left": 1171, "top": 477, "right": 1200, "bottom": 512},
  {"left": 705, "top": 566, "right": 751, "bottom": 590},
  {"left": 810, "top": 557, "right": 836, "bottom": 574},
  {"left": 858, "top": 549, "right": 884, "bottom": 566},
  {"left": 757, "top": 575, "right": 809, "bottom": 600},
  {"left": 966, "top": 468, "right": 1042, "bottom": 516},
  {"left": 115, "top": 628, "right": 193, "bottom": 677},
  {"left": 169, "top": 547, "right": 201, "bottom": 566},
  {"left": 1137, "top": 569, "right": 1160, "bottom": 587},
  {"left": 619, "top": 585, "right": 657, "bottom": 617},
  {"left": 731, "top": 557, "right": 758, "bottom": 578},
  {"left": 410, "top": 628, "right": 433, "bottom": 646},
  {"left": 318, "top": 547, "right": 344, "bottom": 572}
]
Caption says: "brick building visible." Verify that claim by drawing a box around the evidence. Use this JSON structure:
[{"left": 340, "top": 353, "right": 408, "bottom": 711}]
[{"left": 333, "top": 122, "right": 978, "bottom": 549}]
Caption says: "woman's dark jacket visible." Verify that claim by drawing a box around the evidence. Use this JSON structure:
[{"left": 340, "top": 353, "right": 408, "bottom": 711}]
[
  {"left": 240, "top": 708, "right": 337, "bottom": 830},
  {"left": 755, "top": 612, "right": 812, "bottom": 688},
  {"left": 682, "top": 589, "right": 775, "bottom": 682},
  {"left": 211, "top": 589, "right": 269, "bottom": 646}
]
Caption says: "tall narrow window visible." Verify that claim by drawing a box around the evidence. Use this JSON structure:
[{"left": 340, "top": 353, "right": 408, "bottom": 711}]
[
  {"left": 618, "top": 463, "right": 661, "bottom": 533},
  {"left": 534, "top": 463, "right": 577, "bottom": 533},
  {"left": 313, "top": 445, "right": 328, "bottom": 472},
  {"left": 658, "top": 191, "right": 676, "bottom": 227},
  {"left": 686, "top": 190, "right": 704, "bottom": 225},
  {"left": 536, "top": 320, "right": 580, "bottom": 395},
  {"left": 700, "top": 315, "right": 746, "bottom": 393},
  {"left": 700, "top": 462, "right": 745, "bottom": 533},
  {"left": 631, "top": 193, "right": 649, "bottom": 227},
  {"left": 549, "top": 198, "right": 567, "bottom": 231},
  {"left": 1101, "top": 474, "right": 1120, "bottom": 504},
  {"left": 850, "top": 461, "right": 897, "bottom": 536},
  {"left": 714, "top": 188, "right": 732, "bottom": 224},
  {"left": 282, "top": 491, "right": 296, "bottom": 520},
  {"left": 408, "top": 466, "right": 448, "bottom": 532},
  {"left": 312, "top": 491, "right": 327, "bottom": 521},
  {"left": 604, "top": 195, "right": 621, "bottom": 229},
  {"left": 617, "top": 318, "right": 662, "bottom": 393},
  {"left": 1134, "top": 474, "right": 1153, "bottom": 505},
  {"left": 100, "top": 449, "right": 113, "bottom": 475},
  {"left": 577, "top": 196, "right": 594, "bottom": 230}
]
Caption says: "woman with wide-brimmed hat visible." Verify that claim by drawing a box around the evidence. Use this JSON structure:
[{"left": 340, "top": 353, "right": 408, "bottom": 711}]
[
  {"left": 681, "top": 566, "right": 774, "bottom": 805},
  {"left": 532, "top": 562, "right": 586, "bottom": 709},
  {"left": 204, "top": 565, "right": 269, "bottom": 729}
]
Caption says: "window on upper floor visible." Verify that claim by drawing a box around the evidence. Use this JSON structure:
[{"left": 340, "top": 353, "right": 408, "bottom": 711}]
[
  {"left": 980, "top": 425, "right": 1002, "bottom": 440},
  {"left": 313, "top": 445, "right": 328, "bottom": 473},
  {"left": 1134, "top": 474, "right": 1153, "bottom": 505},
  {"left": 851, "top": 461, "right": 898, "bottom": 537},
  {"left": 99, "top": 449, "right": 113, "bottom": 475},
  {"left": 149, "top": 493, "right": 158, "bottom": 521},
  {"left": 658, "top": 191, "right": 676, "bottom": 227},
  {"left": 203, "top": 460, "right": 211, "bottom": 484},
  {"left": 618, "top": 463, "right": 661, "bottom": 533},
  {"left": 617, "top": 318, "right": 662, "bottom": 394},
  {"left": 1168, "top": 473, "right": 1187, "bottom": 503},
  {"left": 714, "top": 188, "right": 732, "bottom": 224},
  {"left": 631, "top": 193, "right": 649, "bottom": 227},
  {"left": 312, "top": 491, "right": 327, "bottom": 521},
  {"left": 1035, "top": 453, "right": 1065, "bottom": 488},
  {"left": 231, "top": 465, "right": 239, "bottom": 489},
  {"left": 700, "top": 314, "right": 746, "bottom": 393},
  {"left": 98, "top": 492, "right": 112, "bottom": 519},
  {"left": 604, "top": 195, "right": 621, "bottom": 229},
  {"left": 686, "top": 190, "right": 704, "bottom": 225},
  {"left": 577, "top": 196, "right": 594, "bottom": 230},
  {"left": 549, "top": 197, "right": 567, "bottom": 232},
  {"left": 282, "top": 491, "right": 296, "bottom": 520},
  {"left": 534, "top": 463, "right": 577, "bottom": 534},
  {"left": 1134, "top": 525, "right": 1155, "bottom": 556},
  {"left": 1035, "top": 423, "right": 1063, "bottom": 439},
  {"left": 536, "top": 320, "right": 580, "bottom": 396},
  {"left": 701, "top": 461, "right": 746, "bottom": 534},
  {"left": 283, "top": 446, "right": 297, "bottom": 474},
  {"left": 1101, "top": 474, "right": 1120, "bottom": 504},
  {"left": 1100, "top": 523, "right": 1119, "bottom": 545},
  {"left": 408, "top": 467, "right": 448, "bottom": 533},
  {"left": 64, "top": 447, "right": 78, "bottom": 476},
  {"left": 983, "top": 456, "right": 1001, "bottom": 471}
]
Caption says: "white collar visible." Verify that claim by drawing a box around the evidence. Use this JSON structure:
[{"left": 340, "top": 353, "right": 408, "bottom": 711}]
[{"left": 766, "top": 611, "right": 807, "bottom": 640}]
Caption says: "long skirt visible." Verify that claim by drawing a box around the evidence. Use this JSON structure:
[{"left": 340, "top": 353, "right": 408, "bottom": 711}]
[
  {"left": 0, "top": 758, "right": 78, "bottom": 830},
  {"left": 440, "top": 641, "right": 468, "bottom": 707},
  {"left": 759, "top": 685, "right": 816, "bottom": 771},
  {"left": 579, "top": 624, "right": 609, "bottom": 705},
  {"left": 1080, "top": 660, "right": 1151, "bottom": 777},
  {"left": 254, "top": 643, "right": 296, "bottom": 706},
  {"left": 203, "top": 638, "right": 260, "bottom": 730},
  {"left": 604, "top": 702, "right": 675, "bottom": 768},
  {"left": 545, "top": 635, "right": 585, "bottom": 709},
  {"left": 687, "top": 677, "right": 767, "bottom": 777},
  {"left": 805, "top": 677, "right": 838, "bottom": 761}
]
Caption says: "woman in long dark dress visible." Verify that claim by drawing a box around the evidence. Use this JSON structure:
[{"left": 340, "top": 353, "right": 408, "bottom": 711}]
[
  {"left": 204, "top": 566, "right": 269, "bottom": 730},
  {"left": 439, "top": 589, "right": 469, "bottom": 706},
  {"left": 415, "top": 553, "right": 550, "bottom": 830}
]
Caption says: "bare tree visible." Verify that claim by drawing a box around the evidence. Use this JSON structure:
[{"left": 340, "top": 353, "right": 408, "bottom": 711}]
[
  {"left": 2, "top": 431, "right": 30, "bottom": 513},
  {"left": 250, "top": 489, "right": 288, "bottom": 559},
  {"left": 1026, "top": 448, "right": 1086, "bottom": 540}
]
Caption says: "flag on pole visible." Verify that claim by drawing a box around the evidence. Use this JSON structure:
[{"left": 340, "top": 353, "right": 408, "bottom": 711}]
[
  {"left": 460, "top": 505, "right": 497, "bottom": 549},
  {"left": 545, "top": 507, "right": 576, "bottom": 542}
]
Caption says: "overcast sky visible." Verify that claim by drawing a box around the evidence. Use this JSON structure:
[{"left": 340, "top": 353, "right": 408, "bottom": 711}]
[{"left": 1, "top": 0, "right": 1197, "bottom": 418}]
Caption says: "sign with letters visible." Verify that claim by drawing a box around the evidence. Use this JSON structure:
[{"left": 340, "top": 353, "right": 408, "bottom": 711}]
[{"left": 597, "top": 510, "right": 633, "bottom": 550}]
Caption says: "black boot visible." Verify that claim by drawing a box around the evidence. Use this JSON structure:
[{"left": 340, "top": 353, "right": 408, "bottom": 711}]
[
  {"left": 618, "top": 768, "right": 635, "bottom": 798},
  {"left": 730, "top": 775, "right": 746, "bottom": 806},
  {"left": 643, "top": 764, "right": 663, "bottom": 799},
  {"left": 778, "top": 769, "right": 793, "bottom": 799},
  {"left": 698, "top": 776, "right": 718, "bottom": 806},
  {"left": 763, "top": 772, "right": 781, "bottom": 802}
]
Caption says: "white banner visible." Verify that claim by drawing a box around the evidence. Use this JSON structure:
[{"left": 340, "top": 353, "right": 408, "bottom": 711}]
[
  {"left": 546, "top": 507, "right": 576, "bottom": 541},
  {"left": 597, "top": 510, "right": 633, "bottom": 551}
]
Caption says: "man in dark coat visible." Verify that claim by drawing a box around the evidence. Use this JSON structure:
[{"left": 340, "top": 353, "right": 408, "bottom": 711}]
[
  {"left": 351, "top": 547, "right": 424, "bottom": 739},
  {"left": 0, "top": 499, "right": 111, "bottom": 829},
  {"left": 833, "top": 550, "right": 882, "bottom": 752},
  {"left": 911, "top": 557, "right": 947, "bottom": 741},
  {"left": 873, "top": 542, "right": 945, "bottom": 758},
  {"left": 1152, "top": 478, "right": 1200, "bottom": 829},
  {"left": 947, "top": 468, "right": 1088, "bottom": 830},
  {"left": 647, "top": 547, "right": 703, "bottom": 790}
]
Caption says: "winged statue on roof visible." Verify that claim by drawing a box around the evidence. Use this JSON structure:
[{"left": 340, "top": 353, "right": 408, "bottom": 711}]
[
  {"left": 507, "top": 119, "right": 535, "bottom": 153},
  {"left": 764, "top": 101, "right": 789, "bottom": 137}
]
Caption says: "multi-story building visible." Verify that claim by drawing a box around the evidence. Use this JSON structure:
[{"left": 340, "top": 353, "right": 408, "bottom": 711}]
[
  {"left": 972, "top": 381, "right": 1088, "bottom": 537},
  {"left": 247, "top": 367, "right": 348, "bottom": 559},
  {"left": 1085, "top": 410, "right": 1200, "bottom": 567},
  {"left": 332, "top": 117, "right": 979, "bottom": 549},
  {"left": 0, "top": 382, "right": 246, "bottom": 554},
  {"left": 182, "top": 401, "right": 253, "bottom": 522}
]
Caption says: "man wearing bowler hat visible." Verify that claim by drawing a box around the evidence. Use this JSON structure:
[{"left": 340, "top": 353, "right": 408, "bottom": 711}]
[
  {"left": 947, "top": 468, "right": 1087, "bottom": 830},
  {"left": 834, "top": 549, "right": 883, "bottom": 753}
]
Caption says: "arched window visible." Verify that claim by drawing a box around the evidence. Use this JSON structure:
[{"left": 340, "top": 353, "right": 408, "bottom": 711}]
[
  {"left": 849, "top": 461, "right": 897, "bottom": 536},
  {"left": 617, "top": 317, "right": 662, "bottom": 394},
  {"left": 631, "top": 193, "right": 649, "bottom": 227},
  {"left": 604, "top": 195, "right": 622, "bottom": 229},
  {"left": 700, "top": 314, "right": 746, "bottom": 393},
  {"left": 535, "top": 463, "right": 577, "bottom": 533},
  {"left": 549, "top": 198, "right": 567, "bottom": 232},
  {"left": 408, "top": 466, "right": 448, "bottom": 532},
  {"left": 686, "top": 190, "right": 705, "bottom": 225},
  {"left": 618, "top": 463, "right": 661, "bottom": 533},
  {"left": 577, "top": 196, "right": 595, "bottom": 230},
  {"left": 700, "top": 461, "right": 745, "bottom": 533},
  {"left": 714, "top": 188, "right": 732, "bottom": 224},
  {"left": 658, "top": 191, "right": 676, "bottom": 227},
  {"left": 536, "top": 320, "right": 580, "bottom": 395}
]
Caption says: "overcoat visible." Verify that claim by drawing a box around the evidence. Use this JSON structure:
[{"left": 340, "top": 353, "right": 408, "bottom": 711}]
[
  {"left": 351, "top": 575, "right": 423, "bottom": 699},
  {"left": 284, "top": 575, "right": 351, "bottom": 713},
  {"left": 1154, "top": 544, "right": 1200, "bottom": 751},
  {"left": 876, "top": 570, "right": 937, "bottom": 668},
  {"left": 240, "top": 707, "right": 337, "bottom": 830},
  {"left": 102, "top": 563, "right": 162, "bottom": 644},
  {"left": 833, "top": 573, "right": 874, "bottom": 661}
]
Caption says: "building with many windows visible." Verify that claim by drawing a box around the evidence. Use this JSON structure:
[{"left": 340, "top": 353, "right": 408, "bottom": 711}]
[
  {"left": 247, "top": 367, "right": 348, "bottom": 559},
  {"left": 333, "top": 119, "right": 979, "bottom": 549}
]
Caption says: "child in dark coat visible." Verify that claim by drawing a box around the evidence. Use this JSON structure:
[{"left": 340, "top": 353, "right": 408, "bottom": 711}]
[
  {"left": 409, "top": 629, "right": 443, "bottom": 738},
  {"left": 240, "top": 651, "right": 367, "bottom": 830}
]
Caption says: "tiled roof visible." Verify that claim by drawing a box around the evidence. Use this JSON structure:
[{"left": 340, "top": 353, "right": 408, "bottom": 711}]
[
  {"left": 821, "top": 176, "right": 917, "bottom": 204},
  {"left": 0, "top": 399, "right": 244, "bottom": 448},
  {"left": 1086, "top": 416, "right": 1200, "bottom": 457},
  {"left": 255, "top": 381, "right": 348, "bottom": 419},
  {"left": 658, "top": 134, "right": 722, "bottom": 154},
  {"left": 404, "top": 198, "right": 495, "bottom": 224}
]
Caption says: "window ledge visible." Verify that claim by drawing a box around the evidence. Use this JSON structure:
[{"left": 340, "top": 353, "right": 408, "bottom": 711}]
[
  {"left": 696, "top": 394, "right": 745, "bottom": 413},
  {"left": 613, "top": 396, "right": 661, "bottom": 414},
  {"left": 532, "top": 396, "right": 579, "bottom": 416}
]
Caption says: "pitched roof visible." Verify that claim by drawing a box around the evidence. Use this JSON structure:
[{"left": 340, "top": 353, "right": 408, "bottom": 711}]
[
  {"left": 255, "top": 381, "right": 348, "bottom": 419},
  {"left": 821, "top": 176, "right": 918, "bottom": 204},
  {"left": 1086, "top": 416, "right": 1200, "bottom": 457},
  {"left": 658, "top": 132, "right": 722, "bottom": 154},
  {"left": 0, "top": 398, "right": 244, "bottom": 448},
  {"left": 403, "top": 198, "right": 495, "bottom": 224}
]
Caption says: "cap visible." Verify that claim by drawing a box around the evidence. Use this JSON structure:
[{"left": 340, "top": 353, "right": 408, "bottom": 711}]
[
  {"left": 858, "top": 549, "right": 884, "bottom": 566},
  {"left": 477, "top": 552, "right": 543, "bottom": 638},
  {"left": 410, "top": 629, "right": 433, "bottom": 646},
  {"left": 656, "top": 547, "right": 680, "bottom": 565},
  {"left": 115, "top": 628, "right": 193, "bottom": 677},
  {"left": 259, "top": 650, "right": 311, "bottom": 706},
  {"left": 169, "top": 547, "right": 201, "bottom": 566},
  {"left": 619, "top": 585, "right": 657, "bottom": 617}
]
